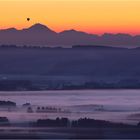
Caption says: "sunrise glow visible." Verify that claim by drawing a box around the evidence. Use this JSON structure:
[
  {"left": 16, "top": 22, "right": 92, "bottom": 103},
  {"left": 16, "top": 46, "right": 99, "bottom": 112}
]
[{"left": 0, "top": 0, "right": 140, "bottom": 34}]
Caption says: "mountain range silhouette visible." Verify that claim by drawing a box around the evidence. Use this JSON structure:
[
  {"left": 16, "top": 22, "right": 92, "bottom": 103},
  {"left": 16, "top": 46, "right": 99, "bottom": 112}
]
[{"left": 0, "top": 23, "right": 139, "bottom": 47}]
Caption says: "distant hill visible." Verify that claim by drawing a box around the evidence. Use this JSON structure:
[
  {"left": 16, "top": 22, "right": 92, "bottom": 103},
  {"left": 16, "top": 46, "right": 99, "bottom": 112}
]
[
  {"left": 0, "top": 45, "right": 139, "bottom": 78},
  {"left": 0, "top": 23, "right": 140, "bottom": 47},
  {"left": 0, "top": 45, "right": 139, "bottom": 89},
  {"left": 72, "top": 45, "right": 127, "bottom": 50}
]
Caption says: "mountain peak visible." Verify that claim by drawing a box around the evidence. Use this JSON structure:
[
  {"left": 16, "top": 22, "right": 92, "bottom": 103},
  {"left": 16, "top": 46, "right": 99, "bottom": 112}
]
[
  {"left": 62, "top": 29, "right": 78, "bottom": 33},
  {"left": 0, "top": 28, "right": 17, "bottom": 32},
  {"left": 67, "top": 29, "right": 77, "bottom": 32},
  {"left": 29, "top": 23, "right": 48, "bottom": 29},
  {"left": 60, "top": 29, "right": 88, "bottom": 35},
  {"left": 24, "top": 23, "right": 56, "bottom": 33}
]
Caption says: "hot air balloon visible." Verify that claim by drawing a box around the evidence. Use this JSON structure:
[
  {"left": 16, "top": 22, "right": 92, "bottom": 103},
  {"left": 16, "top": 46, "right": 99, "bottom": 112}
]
[{"left": 27, "top": 18, "right": 30, "bottom": 21}]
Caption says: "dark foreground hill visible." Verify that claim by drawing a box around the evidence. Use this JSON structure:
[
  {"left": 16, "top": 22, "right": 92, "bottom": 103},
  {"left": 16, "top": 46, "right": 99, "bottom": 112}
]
[
  {"left": 0, "top": 45, "right": 139, "bottom": 77},
  {"left": 0, "top": 45, "right": 140, "bottom": 89}
]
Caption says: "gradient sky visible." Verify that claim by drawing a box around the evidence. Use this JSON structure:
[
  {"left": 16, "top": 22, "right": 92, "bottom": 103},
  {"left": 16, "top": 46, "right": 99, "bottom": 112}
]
[{"left": 0, "top": 0, "right": 140, "bottom": 34}]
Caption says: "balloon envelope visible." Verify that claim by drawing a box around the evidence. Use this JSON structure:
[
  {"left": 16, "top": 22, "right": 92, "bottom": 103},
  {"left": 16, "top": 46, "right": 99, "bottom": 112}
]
[{"left": 27, "top": 18, "right": 30, "bottom": 21}]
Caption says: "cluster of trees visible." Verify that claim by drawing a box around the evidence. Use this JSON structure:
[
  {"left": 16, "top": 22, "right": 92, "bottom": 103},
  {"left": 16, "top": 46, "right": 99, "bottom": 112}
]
[
  {"left": 0, "top": 45, "right": 63, "bottom": 49},
  {"left": 0, "top": 101, "right": 16, "bottom": 107},
  {"left": 35, "top": 118, "right": 134, "bottom": 128},
  {"left": 2, "top": 116, "right": 140, "bottom": 129},
  {"left": 1, "top": 79, "right": 140, "bottom": 91},
  {"left": 0, "top": 80, "right": 39, "bottom": 91},
  {"left": 36, "top": 118, "right": 69, "bottom": 127},
  {"left": 0, "top": 117, "right": 10, "bottom": 126},
  {"left": 71, "top": 118, "right": 132, "bottom": 128},
  {"left": 62, "top": 80, "right": 140, "bottom": 90}
]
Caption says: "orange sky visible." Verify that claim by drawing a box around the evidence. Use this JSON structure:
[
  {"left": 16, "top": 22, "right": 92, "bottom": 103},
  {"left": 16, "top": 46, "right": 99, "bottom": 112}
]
[{"left": 0, "top": 0, "right": 140, "bottom": 35}]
